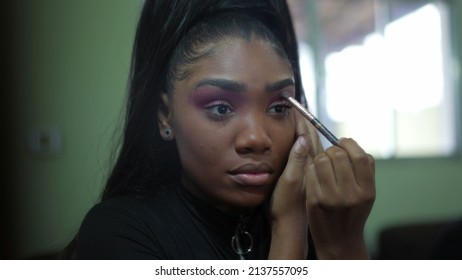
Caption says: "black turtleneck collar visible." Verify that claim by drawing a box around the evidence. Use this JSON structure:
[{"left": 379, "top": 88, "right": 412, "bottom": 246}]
[{"left": 173, "top": 183, "right": 271, "bottom": 259}]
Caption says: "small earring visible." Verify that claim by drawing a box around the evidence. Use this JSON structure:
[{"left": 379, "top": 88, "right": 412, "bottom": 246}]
[{"left": 161, "top": 128, "right": 174, "bottom": 140}]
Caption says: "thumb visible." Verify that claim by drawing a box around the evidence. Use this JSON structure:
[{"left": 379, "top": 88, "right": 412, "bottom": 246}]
[{"left": 281, "top": 134, "right": 311, "bottom": 185}]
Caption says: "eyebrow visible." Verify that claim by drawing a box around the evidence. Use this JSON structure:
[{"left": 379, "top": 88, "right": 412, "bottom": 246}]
[
  {"left": 194, "top": 77, "right": 295, "bottom": 93},
  {"left": 195, "top": 78, "right": 247, "bottom": 92},
  {"left": 265, "top": 78, "right": 295, "bottom": 93}
]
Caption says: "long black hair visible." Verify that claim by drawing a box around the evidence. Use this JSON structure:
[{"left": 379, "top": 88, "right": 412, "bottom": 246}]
[{"left": 101, "top": 0, "right": 303, "bottom": 199}]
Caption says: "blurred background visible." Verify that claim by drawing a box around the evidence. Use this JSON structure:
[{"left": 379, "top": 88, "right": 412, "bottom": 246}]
[{"left": 2, "top": 0, "right": 461, "bottom": 259}]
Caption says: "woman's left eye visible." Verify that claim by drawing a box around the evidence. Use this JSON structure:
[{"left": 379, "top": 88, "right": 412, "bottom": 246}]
[{"left": 268, "top": 103, "right": 291, "bottom": 114}]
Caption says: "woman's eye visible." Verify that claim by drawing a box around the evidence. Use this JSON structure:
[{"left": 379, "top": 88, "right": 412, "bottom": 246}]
[
  {"left": 268, "top": 103, "right": 291, "bottom": 114},
  {"left": 208, "top": 103, "right": 233, "bottom": 115},
  {"left": 205, "top": 102, "right": 234, "bottom": 121}
]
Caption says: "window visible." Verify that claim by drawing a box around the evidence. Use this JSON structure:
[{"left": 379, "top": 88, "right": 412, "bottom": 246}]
[{"left": 290, "top": 0, "right": 458, "bottom": 158}]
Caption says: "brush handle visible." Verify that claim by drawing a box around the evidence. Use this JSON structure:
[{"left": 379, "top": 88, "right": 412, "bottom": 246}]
[{"left": 283, "top": 95, "right": 339, "bottom": 146}]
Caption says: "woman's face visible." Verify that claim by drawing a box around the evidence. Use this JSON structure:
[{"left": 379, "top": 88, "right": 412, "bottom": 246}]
[{"left": 163, "top": 38, "right": 296, "bottom": 212}]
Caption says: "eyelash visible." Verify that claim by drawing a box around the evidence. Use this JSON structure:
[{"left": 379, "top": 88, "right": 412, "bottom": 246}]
[
  {"left": 205, "top": 102, "right": 235, "bottom": 122},
  {"left": 268, "top": 102, "right": 292, "bottom": 115}
]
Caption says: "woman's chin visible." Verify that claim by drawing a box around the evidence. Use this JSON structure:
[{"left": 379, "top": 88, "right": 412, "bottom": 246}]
[{"left": 217, "top": 191, "right": 271, "bottom": 213}]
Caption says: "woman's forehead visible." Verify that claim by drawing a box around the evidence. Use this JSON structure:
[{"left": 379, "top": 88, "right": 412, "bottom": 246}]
[{"left": 180, "top": 38, "right": 292, "bottom": 80}]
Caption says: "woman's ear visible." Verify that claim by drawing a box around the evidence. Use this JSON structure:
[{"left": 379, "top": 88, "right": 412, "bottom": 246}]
[{"left": 157, "top": 92, "right": 174, "bottom": 140}]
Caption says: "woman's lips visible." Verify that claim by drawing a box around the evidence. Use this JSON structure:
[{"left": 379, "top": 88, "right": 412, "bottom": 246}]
[
  {"left": 228, "top": 163, "right": 273, "bottom": 186},
  {"left": 229, "top": 173, "right": 271, "bottom": 186}
]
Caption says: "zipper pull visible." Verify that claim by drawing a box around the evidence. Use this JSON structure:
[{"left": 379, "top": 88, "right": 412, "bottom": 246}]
[{"left": 231, "top": 215, "right": 253, "bottom": 260}]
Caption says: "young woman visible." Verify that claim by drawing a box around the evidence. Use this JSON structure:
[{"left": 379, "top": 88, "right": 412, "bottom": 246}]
[{"left": 69, "top": 0, "right": 375, "bottom": 259}]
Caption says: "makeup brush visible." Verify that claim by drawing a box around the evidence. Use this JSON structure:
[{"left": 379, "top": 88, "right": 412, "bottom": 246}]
[{"left": 282, "top": 93, "right": 339, "bottom": 146}]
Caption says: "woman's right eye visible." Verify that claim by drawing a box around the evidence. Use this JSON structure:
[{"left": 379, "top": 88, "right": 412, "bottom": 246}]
[{"left": 205, "top": 102, "right": 234, "bottom": 121}]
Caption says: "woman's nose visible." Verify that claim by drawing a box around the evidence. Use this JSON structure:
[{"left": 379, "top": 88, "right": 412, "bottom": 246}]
[{"left": 234, "top": 114, "right": 272, "bottom": 155}]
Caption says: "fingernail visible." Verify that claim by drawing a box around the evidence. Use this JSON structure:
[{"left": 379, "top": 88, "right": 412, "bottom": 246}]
[{"left": 297, "top": 134, "right": 309, "bottom": 149}]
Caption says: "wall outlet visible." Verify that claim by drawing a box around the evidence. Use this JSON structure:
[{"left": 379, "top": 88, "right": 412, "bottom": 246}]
[{"left": 27, "top": 127, "right": 62, "bottom": 156}]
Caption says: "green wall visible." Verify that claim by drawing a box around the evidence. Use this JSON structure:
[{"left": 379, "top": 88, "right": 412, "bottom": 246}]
[
  {"left": 11, "top": 0, "right": 142, "bottom": 258},
  {"left": 9, "top": 0, "right": 462, "bottom": 258}
]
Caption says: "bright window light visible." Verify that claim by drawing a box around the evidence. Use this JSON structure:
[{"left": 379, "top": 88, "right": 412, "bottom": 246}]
[{"left": 321, "top": 3, "right": 456, "bottom": 158}]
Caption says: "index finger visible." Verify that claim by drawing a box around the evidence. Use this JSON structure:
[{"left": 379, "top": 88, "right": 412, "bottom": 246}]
[
  {"left": 338, "top": 138, "right": 375, "bottom": 188},
  {"left": 295, "top": 113, "right": 324, "bottom": 158}
]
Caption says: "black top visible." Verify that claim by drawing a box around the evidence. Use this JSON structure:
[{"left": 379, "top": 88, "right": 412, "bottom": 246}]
[{"left": 74, "top": 185, "right": 273, "bottom": 259}]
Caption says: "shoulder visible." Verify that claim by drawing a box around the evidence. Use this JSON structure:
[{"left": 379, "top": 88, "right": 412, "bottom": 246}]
[
  {"left": 83, "top": 190, "right": 178, "bottom": 223},
  {"left": 74, "top": 192, "right": 176, "bottom": 259},
  {"left": 86, "top": 196, "right": 155, "bottom": 220}
]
